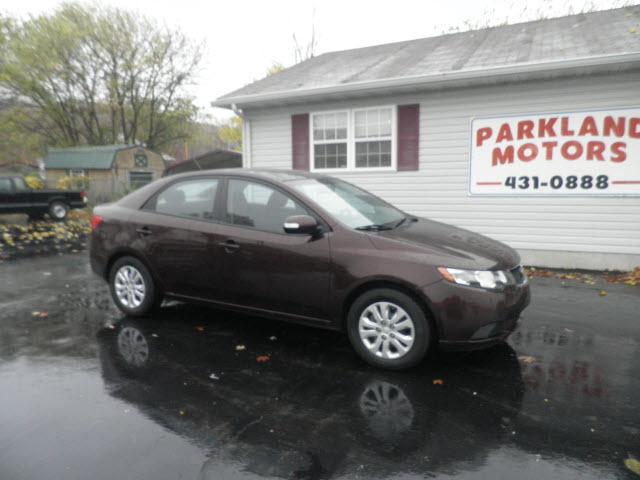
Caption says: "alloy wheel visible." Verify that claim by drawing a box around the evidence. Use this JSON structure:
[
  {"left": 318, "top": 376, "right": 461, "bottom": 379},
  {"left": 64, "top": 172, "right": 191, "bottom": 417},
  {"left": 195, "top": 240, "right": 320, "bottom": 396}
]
[
  {"left": 358, "top": 301, "right": 415, "bottom": 359},
  {"left": 114, "top": 265, "right": 146, "bottom": 309},
  {"left": 51, "top": 202, "right": 67, "bottom": 219}
]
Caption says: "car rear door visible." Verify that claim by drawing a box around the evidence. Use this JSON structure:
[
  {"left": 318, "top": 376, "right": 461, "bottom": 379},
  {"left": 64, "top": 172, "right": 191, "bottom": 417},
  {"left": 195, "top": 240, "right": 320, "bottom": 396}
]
[
  {"left": 215, "top": 178, "right": 332, "bottom": 322},
  {"left": 128, "top": 176, "right": 224, "bottom": 299}
]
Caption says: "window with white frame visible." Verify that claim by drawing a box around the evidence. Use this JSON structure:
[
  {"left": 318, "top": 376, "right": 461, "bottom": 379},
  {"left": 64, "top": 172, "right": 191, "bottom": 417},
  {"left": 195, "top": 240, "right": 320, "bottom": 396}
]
[
  {"left": 354, "top": 108, "right": 393, "bottom": 168},
  {"left": 312, "top": 111, "right": 348, "bottom": 169},
  {"left": 311, "top": 107, "right": 395, "bottom": 172}
]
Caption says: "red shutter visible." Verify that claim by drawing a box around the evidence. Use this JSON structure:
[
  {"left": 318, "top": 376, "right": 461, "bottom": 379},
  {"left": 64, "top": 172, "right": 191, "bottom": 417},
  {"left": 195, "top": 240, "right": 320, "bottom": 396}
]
[
  {"left": 291, "top": 113, "right": 310, "bottom": 171},
  {"left": 397, "top": 104, "right": 420, "bottom": 171}
]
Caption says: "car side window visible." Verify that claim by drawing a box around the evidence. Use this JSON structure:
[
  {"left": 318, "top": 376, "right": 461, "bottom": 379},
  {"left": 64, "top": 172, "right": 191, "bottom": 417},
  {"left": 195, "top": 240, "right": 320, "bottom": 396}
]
[
  {"left": 226, "top": 179, "right": 307, "bottom": 233},
  {"left": 0, "top": 178, "right": 12, "bottom": 193},
  {"left": 151, "top": 178, "right": 219, "bottom": 220},
  {"left": 13, "top": 178, "right": 29, "bottom": 192}
]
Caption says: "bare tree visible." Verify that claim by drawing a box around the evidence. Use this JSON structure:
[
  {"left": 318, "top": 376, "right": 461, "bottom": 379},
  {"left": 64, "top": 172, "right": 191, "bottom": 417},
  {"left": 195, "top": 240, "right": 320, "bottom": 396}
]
[
  {"left": 293, "top": 10, "right": 317, "bottom": 63},
  {"left": 0, "top": 3, "right": 204, "bottom": 150},
  {"left": 442, "top": 0, "right": 633, "bottom": 33}
]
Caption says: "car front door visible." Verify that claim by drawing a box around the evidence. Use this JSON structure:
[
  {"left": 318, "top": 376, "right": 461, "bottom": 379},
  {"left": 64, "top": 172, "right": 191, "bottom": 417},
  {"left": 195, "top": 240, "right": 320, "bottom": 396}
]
[
  {"left": 215, "top": 178, "right": 332, "bottom": 322},
  {"left": 11, "top": 178, "right": 34, "bottom": 214},
  {"left": 0, "top": 178, "right": 14, "bottom": 213},
  {"left": 128, "top": 176, "right": 224, "bottom": 299}
]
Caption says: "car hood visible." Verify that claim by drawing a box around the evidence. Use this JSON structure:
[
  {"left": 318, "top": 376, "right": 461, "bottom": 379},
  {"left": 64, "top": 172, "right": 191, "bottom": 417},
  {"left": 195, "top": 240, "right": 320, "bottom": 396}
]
[{"left": 369, "top": 218, "right": 521, "bottom": 271}]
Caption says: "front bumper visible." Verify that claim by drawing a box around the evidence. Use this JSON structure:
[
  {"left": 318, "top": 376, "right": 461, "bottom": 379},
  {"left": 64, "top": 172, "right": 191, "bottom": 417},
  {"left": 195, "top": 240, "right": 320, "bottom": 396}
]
[{"left": 421, "top": 279, "right": 530, "bottom": 351}]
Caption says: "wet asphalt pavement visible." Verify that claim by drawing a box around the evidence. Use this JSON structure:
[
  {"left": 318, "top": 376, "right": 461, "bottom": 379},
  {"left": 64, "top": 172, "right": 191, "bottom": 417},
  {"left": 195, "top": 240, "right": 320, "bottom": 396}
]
[{"left": 1, "top": 254, "right": 639, "bottom": 480}]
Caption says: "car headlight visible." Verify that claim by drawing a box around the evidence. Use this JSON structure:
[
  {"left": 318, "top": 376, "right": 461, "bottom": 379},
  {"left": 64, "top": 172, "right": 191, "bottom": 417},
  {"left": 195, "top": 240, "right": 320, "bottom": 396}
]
[{"left": 438, "top": 267, "right": 510, "bottom": 290}]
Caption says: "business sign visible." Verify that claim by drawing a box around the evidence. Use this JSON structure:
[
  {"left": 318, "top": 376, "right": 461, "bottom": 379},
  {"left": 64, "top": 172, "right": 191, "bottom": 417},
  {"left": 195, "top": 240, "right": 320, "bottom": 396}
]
[{"left": 469, "top": 108, "right": 640, "bottom": 195}]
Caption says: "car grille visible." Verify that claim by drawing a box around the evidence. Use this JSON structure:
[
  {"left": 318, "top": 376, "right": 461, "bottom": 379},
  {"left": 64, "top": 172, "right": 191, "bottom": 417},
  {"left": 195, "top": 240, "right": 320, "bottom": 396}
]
[{"left": 510, "top": 266, "right": 527, "bottom": 284}]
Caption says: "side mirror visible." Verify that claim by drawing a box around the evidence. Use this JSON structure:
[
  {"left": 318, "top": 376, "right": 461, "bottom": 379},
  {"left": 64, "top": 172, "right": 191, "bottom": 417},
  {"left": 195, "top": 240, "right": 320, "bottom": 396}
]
[{"left": 283, "top": 215, "right": 319, "bottom": 235}]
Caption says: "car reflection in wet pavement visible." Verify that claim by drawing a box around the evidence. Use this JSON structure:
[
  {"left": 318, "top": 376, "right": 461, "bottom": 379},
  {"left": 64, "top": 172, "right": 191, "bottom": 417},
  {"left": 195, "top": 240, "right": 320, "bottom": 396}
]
[
  {"left": 98, "top": 310, "right": 524, "bottom": 479},
  {"left": 0, "top": 254, "right": 639, "bottom": 480}
]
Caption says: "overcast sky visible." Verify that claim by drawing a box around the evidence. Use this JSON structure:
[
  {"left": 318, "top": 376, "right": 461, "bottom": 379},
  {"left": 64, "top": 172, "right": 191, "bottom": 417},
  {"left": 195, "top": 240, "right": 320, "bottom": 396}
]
[{"left": 3, "top": 0, "right": 632, "bottom": 121}]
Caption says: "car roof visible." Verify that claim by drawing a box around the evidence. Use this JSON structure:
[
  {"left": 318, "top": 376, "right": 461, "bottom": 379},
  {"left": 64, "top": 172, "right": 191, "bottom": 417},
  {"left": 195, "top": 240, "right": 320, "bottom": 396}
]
[
  {"left": 164, "top": 168, "right": 327, "bottom": 183},
  {"left": 117, "top": 168, "right": 333, "bottom": 211}
]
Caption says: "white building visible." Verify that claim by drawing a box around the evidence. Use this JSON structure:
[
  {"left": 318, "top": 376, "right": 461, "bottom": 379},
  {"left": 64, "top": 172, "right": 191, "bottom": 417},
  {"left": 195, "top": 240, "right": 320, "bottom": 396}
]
[{"left": 214, "top": 6, "right": 640, "bottom": 271}]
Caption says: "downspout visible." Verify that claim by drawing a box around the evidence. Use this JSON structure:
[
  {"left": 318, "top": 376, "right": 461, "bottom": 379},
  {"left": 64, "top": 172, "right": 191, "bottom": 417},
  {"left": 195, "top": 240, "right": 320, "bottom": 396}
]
[{"left": 232, "top": 103, "right": 251, "bottom": 169}]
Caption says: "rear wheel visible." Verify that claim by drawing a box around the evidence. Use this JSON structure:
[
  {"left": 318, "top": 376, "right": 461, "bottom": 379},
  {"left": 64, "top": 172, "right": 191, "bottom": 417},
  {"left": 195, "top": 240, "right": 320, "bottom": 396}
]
[
  {"left": 48, "top": 201, "right": 69, "bottom": 221},
  {"left": 347, "top": 288, "right": 431, "bottom": 370},
  {"left": 109, "top": 256, "right": 161, "bottom": 316}
]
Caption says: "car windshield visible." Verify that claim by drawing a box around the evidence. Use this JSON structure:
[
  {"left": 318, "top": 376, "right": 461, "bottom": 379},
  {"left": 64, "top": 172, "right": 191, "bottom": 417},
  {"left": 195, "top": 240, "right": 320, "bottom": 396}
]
[{"left": 290, "top": 177, "right": 406, "bottom": 230}]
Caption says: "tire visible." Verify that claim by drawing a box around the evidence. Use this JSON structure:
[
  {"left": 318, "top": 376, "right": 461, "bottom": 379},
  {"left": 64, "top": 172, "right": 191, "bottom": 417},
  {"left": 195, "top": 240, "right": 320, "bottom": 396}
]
[
  {"left": 48, "top": 201, "right": 69, "bottom": 221},
  {"left": 347, "top": 288, "right": 431, "bottom": 370},
  {"left": 108, "top": 256, "right": 162, "bottom": 316}
]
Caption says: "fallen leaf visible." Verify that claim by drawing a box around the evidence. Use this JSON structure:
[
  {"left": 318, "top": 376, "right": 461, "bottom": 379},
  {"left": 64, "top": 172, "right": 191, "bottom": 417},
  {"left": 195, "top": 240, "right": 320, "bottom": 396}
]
[
  {"left": 235, "top": 344, "right": 246, "bottom": 351},
  {"left": 625, "top": 457, "right": 640, "bottom": 476},
  {"left": 432, "top": 379, "right": 444, "bottom": 385},
  {"left": 38, "top": 312, "right": 49, "bottom": 318},
  {"left": 269, "top": 336, "right": 277, "bottom": 341},
  {"left": 518, "top": 355, "right": 537, "bottom": 364},
  {"left": 196, "top": 325, "right": 205, "bottom": 332},
  {"left": 209, "top": 373, "right": 220, "bottom": 380},
  {"left": 599, "top": 290, "right": 608, "bottom": 297},
  {"left": 256, "top": 355, "right": 270, "bottom": 363}
]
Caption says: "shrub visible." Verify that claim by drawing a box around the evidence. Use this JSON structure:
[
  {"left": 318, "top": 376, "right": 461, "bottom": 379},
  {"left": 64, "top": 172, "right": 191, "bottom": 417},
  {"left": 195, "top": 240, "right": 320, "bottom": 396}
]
[
  {"left": 57, "top": 175, "right": 91, "bottom": 190},
  {"left": 24, "top": 175, "right": 45, "bottom": 190}
]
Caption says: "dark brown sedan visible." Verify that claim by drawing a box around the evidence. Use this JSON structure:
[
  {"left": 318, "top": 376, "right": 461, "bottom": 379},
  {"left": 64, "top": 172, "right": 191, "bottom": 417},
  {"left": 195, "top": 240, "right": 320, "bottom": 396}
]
[{"left": 90, "top": 169, "right": 530, "bottom": 369}]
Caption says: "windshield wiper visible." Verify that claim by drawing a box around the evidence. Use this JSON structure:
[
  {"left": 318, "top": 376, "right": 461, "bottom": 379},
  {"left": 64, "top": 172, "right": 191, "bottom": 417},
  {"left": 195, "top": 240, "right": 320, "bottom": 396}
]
[
  {"left": 355, "top": 224, "right": 394, "bottom": 231},
  {"left": 394, "top": 217, "right": 407, "bottom": 228}
]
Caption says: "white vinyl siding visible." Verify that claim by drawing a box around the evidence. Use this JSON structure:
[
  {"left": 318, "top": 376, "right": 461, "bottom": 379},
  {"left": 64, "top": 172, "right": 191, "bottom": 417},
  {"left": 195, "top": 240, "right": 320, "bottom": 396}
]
[{"left": 244, "top": 71, "right": 640, "bottom": 270}]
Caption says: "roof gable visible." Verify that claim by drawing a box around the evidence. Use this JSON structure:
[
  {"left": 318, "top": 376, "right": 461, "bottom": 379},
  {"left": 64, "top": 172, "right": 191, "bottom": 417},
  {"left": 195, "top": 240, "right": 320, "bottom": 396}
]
[
  {"left": 44, "top": 145, "right": 134, "bottom": 170},
  {"left": 216, "top": 6, "right": 640, "bottom": 106}
]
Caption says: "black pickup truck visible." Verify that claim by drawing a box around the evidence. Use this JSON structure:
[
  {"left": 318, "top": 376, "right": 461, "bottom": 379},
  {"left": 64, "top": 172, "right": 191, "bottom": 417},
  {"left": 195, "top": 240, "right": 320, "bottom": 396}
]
[{"left": 0, "top": 176, "right": 87, "bottom": 221}]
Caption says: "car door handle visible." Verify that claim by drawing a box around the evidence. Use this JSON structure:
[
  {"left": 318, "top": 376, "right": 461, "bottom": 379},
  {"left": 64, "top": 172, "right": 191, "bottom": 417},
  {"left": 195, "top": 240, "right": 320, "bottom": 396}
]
[
  {"left": 136, "top": 226, "right": 153, "bottom": 237},
  {"left": 217, "top": 240, "right": 240, "bottom": 252}
]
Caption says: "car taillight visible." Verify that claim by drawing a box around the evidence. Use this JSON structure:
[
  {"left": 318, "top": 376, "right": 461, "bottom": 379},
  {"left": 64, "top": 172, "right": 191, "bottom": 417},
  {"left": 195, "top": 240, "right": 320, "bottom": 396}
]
[{"left": 91, "top": 214, "right": 103, "bottom": 230}]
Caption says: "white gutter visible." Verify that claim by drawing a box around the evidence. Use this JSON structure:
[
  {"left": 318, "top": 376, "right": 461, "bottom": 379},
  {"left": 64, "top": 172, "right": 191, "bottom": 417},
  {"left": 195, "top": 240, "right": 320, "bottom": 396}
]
[{"left": 213, "top": 52, "right": 640, "bottom": 108}]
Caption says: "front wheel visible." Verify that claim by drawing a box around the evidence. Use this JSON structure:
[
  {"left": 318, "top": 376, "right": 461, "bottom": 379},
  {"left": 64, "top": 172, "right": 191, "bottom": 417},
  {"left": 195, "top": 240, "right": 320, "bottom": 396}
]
[
  {"left": 347, "top": 288, "right": 431, "bottom": 370},
  {"left": 109, "top": 256, "right": 162, "bottom": 316}
]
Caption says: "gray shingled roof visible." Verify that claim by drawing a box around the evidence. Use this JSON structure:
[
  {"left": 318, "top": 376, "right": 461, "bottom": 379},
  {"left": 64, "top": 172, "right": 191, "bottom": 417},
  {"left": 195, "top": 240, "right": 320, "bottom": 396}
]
[{"left": 216, "top": 6, "right": 640, "bottom": 106}]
